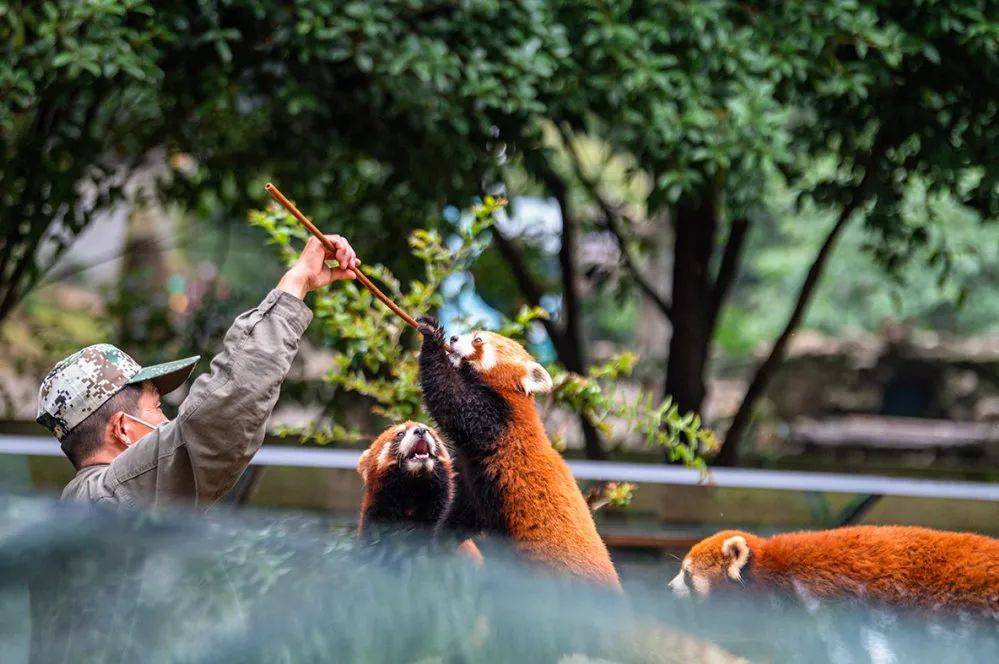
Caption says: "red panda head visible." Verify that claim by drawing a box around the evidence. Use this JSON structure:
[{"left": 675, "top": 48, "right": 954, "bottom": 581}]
[
  {"left": 357, "top": 421, "right": 451, "bottom": 484},
  {"left": 667, "top": 530, "right": 763, "bottom": 598},
  {"left": 446, "top": 330, "right": 553, "bottom": 396}
]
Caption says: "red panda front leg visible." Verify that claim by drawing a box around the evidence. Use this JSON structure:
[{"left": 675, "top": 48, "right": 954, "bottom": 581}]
[{"left": 417, "top": 317, "right": 511, "bottom": 450}]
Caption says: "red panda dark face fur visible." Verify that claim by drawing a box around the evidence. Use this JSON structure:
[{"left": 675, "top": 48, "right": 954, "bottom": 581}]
[
  {"left": 669, "top": 526, "right": 999, "bottom": 616},
  {"left": 356, "top": 421, "right": 453, "bottom": 538},
  {"left": 419, "top": 318, "right": 620, "bottom": 589}
]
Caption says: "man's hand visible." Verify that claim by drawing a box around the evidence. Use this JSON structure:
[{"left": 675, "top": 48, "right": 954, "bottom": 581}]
[{"left": 277, "top": 235, "right": 361, "bottom": 299}]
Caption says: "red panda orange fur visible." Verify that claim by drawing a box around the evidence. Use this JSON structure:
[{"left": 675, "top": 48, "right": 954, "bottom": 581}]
[
  {"left": 420, "top": 327, "right": 620, "bottom": 589},
  {"left": 488, "top": 387, "right": 620, "bottom": 588},
  {"left": 456, "top": 539, "right": 485, "bottom": 566},
  {"left": 674, "top": 525, "right": 998, "bottom": 615}
]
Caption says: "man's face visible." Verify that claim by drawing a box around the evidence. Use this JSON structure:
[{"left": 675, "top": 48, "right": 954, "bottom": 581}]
[{"left": 120, "top": 383, "right": 169, "bottom": 445}]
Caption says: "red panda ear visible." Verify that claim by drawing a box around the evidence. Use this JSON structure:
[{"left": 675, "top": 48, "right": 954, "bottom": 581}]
[
  {"left": 521, "top": 362, "right": 553, "bottom": 394},
  {"left": 357, "top": 449, "right": 371, "bottom": 482},
  {"left": 721, "top": 535, "right": 751, "bottom": 582}
]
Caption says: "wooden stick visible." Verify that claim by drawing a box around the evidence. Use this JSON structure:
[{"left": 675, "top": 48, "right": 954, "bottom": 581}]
[{"left": 264, "top": 182, "right": 421, "bottom": 330}]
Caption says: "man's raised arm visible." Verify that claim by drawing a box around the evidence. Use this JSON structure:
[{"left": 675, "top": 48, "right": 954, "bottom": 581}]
[{"left": 106, "top": 235, "right": 359, "bottom": 506}]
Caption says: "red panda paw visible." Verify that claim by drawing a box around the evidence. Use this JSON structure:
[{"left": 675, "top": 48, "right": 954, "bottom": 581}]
[{"left": 417, "top": 315, "right": 445, "bottom": 342}]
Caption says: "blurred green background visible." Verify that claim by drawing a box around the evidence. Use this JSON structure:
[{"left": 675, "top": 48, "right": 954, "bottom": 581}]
[{"left": 2, "top": 1, "right": 997, "bottom": 534}]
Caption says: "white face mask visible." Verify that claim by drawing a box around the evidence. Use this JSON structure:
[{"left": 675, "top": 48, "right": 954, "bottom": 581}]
[{"left": 122, "top": 413, "right": 164, "bottom": 439}]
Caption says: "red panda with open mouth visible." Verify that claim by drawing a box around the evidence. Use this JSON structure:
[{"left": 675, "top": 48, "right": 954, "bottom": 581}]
[
  {"left": 668, "top": 526, "right": 999, "bottom": 617},
  {"left": 356, "top": 421, "right": 454, "bottom": 538},
  {"left": 417, "top": 317, "right": 621, "bottom": 589}
]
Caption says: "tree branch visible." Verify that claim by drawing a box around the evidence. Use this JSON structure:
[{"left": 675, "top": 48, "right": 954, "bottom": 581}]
[
  {"left": 490, "top": 227, "right": 548, "bottom": 310},
  {"left": 537, "top": 164, "right": 586, "bottom": 367},
  {"left": 492, "top": 189, "right": 608, "bottom": 460},
  {"left": 490, "top": 226, "right": 567, "bottom": 357},
  {"left": 539, "top": 162, "right": 610, "bottom": 460},
  {"left": 719, "top": 146, "right": 885, "bottom": 464},
  {"left": 601, "top": 207, "right": 673, "bottom": 319},
  {"left": 0, "top": 230, "right": 46, "bottom": 322},
  {"left": 557, "top": 125, "right": 673, "bottom": 320},
  {"left": 708, "top": 217, "right": 749, "bottom": 331}
]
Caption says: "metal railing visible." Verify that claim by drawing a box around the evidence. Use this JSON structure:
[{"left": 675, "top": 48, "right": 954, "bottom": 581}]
[{"left": 2, "top": 434, "right": 996, "bottom": 502}]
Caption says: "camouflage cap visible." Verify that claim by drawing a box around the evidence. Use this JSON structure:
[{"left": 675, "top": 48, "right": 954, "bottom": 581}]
[{"left": 36, "top": 344, "right": 199, "bottom": 440}]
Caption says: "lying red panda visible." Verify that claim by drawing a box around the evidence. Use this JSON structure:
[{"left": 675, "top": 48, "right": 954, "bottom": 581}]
[
  {"left": 356, "top": 421, "right": 454, "bottom": 538},
  {"left": 417, "top": 317, "right": 620, "bottom": 589},
  {"left": 668, "top": 526, "right": 999, "bottom": 616}
]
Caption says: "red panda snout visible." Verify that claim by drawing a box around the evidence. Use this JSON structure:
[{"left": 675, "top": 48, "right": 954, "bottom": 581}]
[
  {"left": 357, "top": 421, "right": 450, "bottom": 482},
  {"left": 448, "top": 332, "right": 487, "bottom": 366},
  {"left": 397, "top": 423, "right": 448, "bottom": 474},
  {"left": 356, "top": 422, "right": 455, "bottom": 538}
]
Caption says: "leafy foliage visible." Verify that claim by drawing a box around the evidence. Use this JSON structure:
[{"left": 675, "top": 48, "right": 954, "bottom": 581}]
[
  {"left": 586, "top": 481, "right": 638, "bottom": 512},
  {"left": 715, "top": 176, "right": 999, "bottom": 357},
  {"left": 0, "top": 1, "right": 173, "bottom": 320},
  {"left": 251, "top": 196, "right": 504, "bottom": 434},
  {"left": 251, "top": 197, "right": 711, "bottom": 468},
  {"left": 0, "top": 0, "right": 569, "bottom": 321},
  {"left": 483, "top": 1, "right": 999, "bottom": 459},
  {"left": 547, "top": 354, "right": 716, "bottom": 470},
  {"left": 5, "top": 0, "right": 996, "bottom": 465}
]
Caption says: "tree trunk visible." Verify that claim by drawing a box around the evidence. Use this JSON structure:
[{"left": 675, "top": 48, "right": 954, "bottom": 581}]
[
  {"left": 552, "top": 288, "right": 607, "bottom": 459},
  {"left": 548, "top": 171, "right": 609, "bottom": 460},
  {"left": 663, "top": 198, "right": 718, "bottom": 416},
  {"left": 633, "top": 222, "right": 672, "bottom": 390}
]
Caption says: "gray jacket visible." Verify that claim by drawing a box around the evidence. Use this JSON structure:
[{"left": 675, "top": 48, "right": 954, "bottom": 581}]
[{"left": 60, "top": 289, "right": 313, "bottom": 507}]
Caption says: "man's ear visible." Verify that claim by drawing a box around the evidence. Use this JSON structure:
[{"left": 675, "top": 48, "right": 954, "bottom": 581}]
[
  {"left": 108, "top": 411, "right": 130, "bottom": 448},
  {"left": 721, "top": 535, "right": 751, "bottom": 582},
  {"left": 521, "top": 362, "right": 553, "bottom": 395},
  {"left": 356, "top": 449, "right": 371, "bottom": 482}
]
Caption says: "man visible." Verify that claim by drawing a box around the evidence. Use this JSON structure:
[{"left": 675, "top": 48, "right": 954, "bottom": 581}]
[{"left": 35, "top": 234, "right": 359, "bottom": 507}]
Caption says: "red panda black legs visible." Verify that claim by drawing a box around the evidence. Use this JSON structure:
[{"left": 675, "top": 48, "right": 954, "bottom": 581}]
[
  {"left": 417, "top": 316, "right": 511, "bottom": 449},
  {"left": 418, "top": 316, "right": 512, "bottom": 537}
]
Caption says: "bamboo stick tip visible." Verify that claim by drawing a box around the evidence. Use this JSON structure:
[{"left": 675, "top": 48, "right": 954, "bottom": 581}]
[{"left": 264, "top": 182, "right": 275, "bottom": 191}]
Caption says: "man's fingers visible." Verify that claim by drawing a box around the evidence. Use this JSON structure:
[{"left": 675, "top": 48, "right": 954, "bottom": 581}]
[
  {"left": 315, "top": 263, "right": 333, "bottom": 285},
  {"left": 283, "top": 234, "right": 358, "bottom": 295},
  {"left": 334, "top": 248, "right": 355, "bottom": 271},
  {"left": 323, "top": 234, "right": 347, "bottom": 252},
  {"left": 320, "top": 234, "right": 358, "bottom": 269},
  {"left": 329, "top": 268, "right": 356, "bottom": 281},
  {"left": 304, "top": 236, "right": 324, "bottom": 256},
  {"left": 339, "top": 246, "right": 356, "bottom": 268}
]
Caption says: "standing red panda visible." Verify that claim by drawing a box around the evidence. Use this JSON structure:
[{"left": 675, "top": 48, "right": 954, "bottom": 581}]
[
  {"left": 417, "top": 317, "right": 620, "bottom": 589},
  {"left": 668, "top": 526, "right": 999, "bottom": 616},
  {"left": 356, "top": 421, "right": 454, "bottom": 538}
]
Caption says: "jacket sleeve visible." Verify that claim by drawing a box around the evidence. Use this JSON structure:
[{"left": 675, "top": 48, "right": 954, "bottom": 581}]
[{"left": 102, "top": 289, "right": 313, "bottom": 507}]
